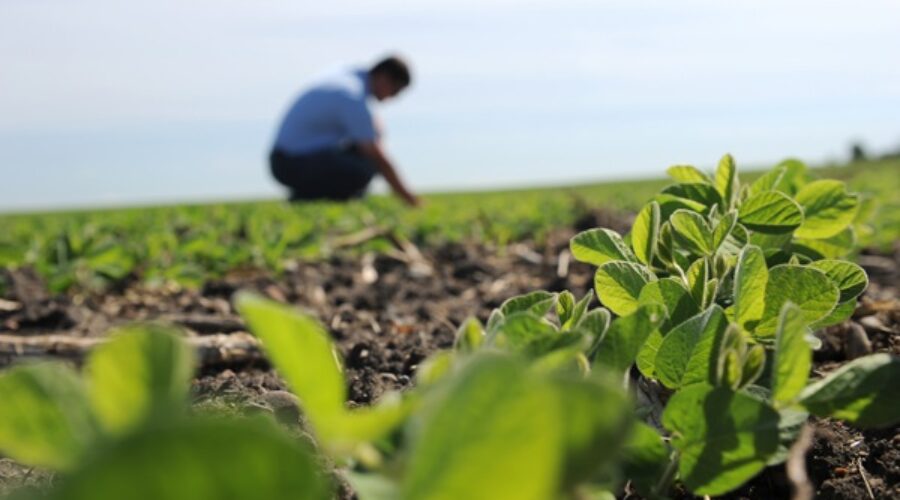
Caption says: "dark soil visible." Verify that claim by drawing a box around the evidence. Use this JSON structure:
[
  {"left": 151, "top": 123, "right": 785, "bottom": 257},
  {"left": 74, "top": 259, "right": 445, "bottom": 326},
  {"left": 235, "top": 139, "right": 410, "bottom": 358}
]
[{"left": 1, "top": 216, "right": 897, "bottom": 499}]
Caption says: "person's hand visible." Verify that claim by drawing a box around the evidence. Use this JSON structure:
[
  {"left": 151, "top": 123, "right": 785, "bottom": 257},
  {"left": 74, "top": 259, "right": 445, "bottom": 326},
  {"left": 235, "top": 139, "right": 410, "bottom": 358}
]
[{"left": 402, "top": 191, "right": 422, "bottom": 207}]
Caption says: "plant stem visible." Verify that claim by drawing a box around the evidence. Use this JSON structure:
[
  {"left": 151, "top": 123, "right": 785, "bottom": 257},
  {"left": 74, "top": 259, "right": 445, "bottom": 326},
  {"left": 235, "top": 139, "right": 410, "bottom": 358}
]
[{"left": 654, "top": 450, "right": 680, "bottom": 497}]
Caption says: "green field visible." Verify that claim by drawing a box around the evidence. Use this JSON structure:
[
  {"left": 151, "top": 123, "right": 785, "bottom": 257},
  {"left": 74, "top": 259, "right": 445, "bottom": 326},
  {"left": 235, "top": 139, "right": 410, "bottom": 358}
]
[
  {"left": 1, "top": 158, "right": 897, "bottom": 293},
  {"left": 1, "top": 155, "right": 898, "bottom": 500}
]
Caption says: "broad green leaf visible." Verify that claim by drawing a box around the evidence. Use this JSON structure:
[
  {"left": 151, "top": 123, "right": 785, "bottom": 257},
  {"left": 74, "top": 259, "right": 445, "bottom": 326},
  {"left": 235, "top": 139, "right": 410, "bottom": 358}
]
[
  {"left": 663, "top": 384, "right": 780, "bottom": 496},
  {"left": 714, "top": 154, "right": 739, "bottom": 209},
  {"left": 500, "top": 291, "right": 557, "bottom": 317},
  {"left": 765, "top": 158, "right": 808, "bottom": 195},
  {"left": 235, "top": 293, "right": 345, "bottom": 431},
  {"left": 685, "top": 258, "right": 708, "bottom": 306},
  {"left": 631, "top": 202, "right": 660, "bottom": 265},
  {"left": 768, "top": 407, "right": 810, "bottom": 466},
  {"left": 755, "top": 265, "right": 839, "bottom": 337},
  {"left": 711, "top": 212, "right": 737, "bottom": 252},
  {"left": 403, "top": 354, "right": 562, "bottom": 500},
  {"left": 793, "top": 227, "right": 857, "bottom": 259},
  {"left": 654, "top": 194, "right": 707, "bottom": 219},
  {"left": 667, "top": 165, "right": 712, "bottom": 184},
  {"left": 621, "top": 422, "right": 670, "bottom": 498},
  {"left": 593, "top": 304, "right": 666, "bottom": 375},
  {"left": 661, "top": 183, "right": 722, "bottom": 209},
  {"left": 570, "top": 229, "right": 636, "bottom": 266},
  {"left": 808, "top": 260, "right": 868, "bottom": 302},
  {"left": 810, "top": 299, "right": 856, "bottom": 330},
  {"left": 635, "top": 329, "right": 665, "bottom": 379},
  {"left": 453, "top": 317, "right": 484, "bottom": 353},
  {"left": 719, "top": 222, "right": 749, "bottom": 256},
  {"left": 771, "top": 304, "right": 812, "bottom": 406},
  {"left": 748, "top": 166, "right": 787, "bottom": 196},
  {"left": 670, "top": 209, "right": 713, "bottom": 255},
  {"left": 50, "top": 417, "right": 332, "bottom": 500},
  {"left": 637, "top": 277, "right": 699, "bottom": 330},
  {"left": 594, "top": 261, "right": 656, "bottom": 316},
  {"left": 793, "top": 180, "right": 859, "bottom": 239},
  {"left": 738, "top": 191, "right": 803, "bottom": 234},
  {"left": 732, "top": 245, "right": 768, "bottom": 331},
  {"left": 547, "top": 372, "right": 633, "bottom": 486},
  {"left": 86, "top": 325, "right": 194, "bottom": 435},
  {"left": 749, "top": 231, "right": 793, "bottom": 252},
  {"left": 799, "top": 353, "right": 900, "bottom": 428},
  {"left": 521, "top": 330, "right": 589, "bottom": 360},
  {"left": 655, "top": 306, "right": 729, "bottom": 389},
  {"left": 491, "top": 312, "right": 558, "bottom": 352},
  {"left": 0, "top": 364, "right": 97, "bottom": 470}
]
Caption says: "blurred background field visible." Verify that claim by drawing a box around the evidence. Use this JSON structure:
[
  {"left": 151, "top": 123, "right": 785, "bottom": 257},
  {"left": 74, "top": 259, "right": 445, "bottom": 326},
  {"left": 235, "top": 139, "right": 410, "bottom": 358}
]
[{"left": 2, "top": 158, "right": 896, "bottom": 294}]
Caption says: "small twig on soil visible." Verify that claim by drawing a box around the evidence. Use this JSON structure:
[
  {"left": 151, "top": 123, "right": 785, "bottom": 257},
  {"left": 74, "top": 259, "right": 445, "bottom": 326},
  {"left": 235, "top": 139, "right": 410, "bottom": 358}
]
[
  {"left": 786, "top": 424, "right": 815, "bottom": 500},
  {"left": 0, "top": 332, "right": 265, "bottom": 368},
  {"left": 556, "top": 249, "right": 571, "bottom": 278},
  {"left": 360, "top": 252, "right": 378, "bottom": 284},
  {"left": 159, "top": 313, "right": 245, "bottom": 333},
  {"left": 857, "top": 457, "right": 875, "bottom": 500},
  {"left": 386, "top": 231, "right": 433, "bottom": 277},
  {"left": 511, "top": 244, "right": 543, "bottom": 265},
  {"left": 330, "top": 226, "right": 390, "bottom": 249},
  {"left": 0, "top": 299, "right": 22, "bottom": 312}
]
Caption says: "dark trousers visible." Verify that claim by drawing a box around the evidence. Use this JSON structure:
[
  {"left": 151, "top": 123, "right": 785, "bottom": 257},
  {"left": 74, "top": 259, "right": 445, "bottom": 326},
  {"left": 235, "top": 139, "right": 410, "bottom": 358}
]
[{"left": 270, "top": 146, "right": 378, "bottom": 201}]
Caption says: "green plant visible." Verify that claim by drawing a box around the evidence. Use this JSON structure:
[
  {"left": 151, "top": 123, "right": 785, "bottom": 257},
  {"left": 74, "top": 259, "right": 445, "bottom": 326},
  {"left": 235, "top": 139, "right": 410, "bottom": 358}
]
[
  {"left": 0, "top": 325, "right": 330, "bottom": 500},
  {"left": 562, "top": 155, "right": 899, "bottom": 495},
  {"left": 442, "top": 156, "right": 899, "bottom": 496},
  {"left": 235, "top": 293, "right": 636, "bottom": 499}
]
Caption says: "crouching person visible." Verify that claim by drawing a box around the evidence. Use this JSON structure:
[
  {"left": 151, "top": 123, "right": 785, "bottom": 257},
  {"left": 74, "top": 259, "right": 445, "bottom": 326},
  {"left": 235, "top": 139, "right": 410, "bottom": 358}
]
[{"left": 270, "top": 55, "right": 419, "bottom": 206}]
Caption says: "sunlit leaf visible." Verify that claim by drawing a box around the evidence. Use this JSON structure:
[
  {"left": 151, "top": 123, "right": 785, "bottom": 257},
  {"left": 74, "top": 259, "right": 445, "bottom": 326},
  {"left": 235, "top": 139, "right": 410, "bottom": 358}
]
[
  {"left": 755, "top": 265, "right": 838, "bottom": 337},
  {"left": 570, "top": 229, "right": 636, "bottom": 266},
  {"left": 771, "top": 304, "right": 812, "bottom": 406},
  {"left": 0, "top": 364, "right": 97, "bottom": 470},
  {"left": 593, "top": 304, "right": 666, "bottom": 375},
  {"left": 793, "top": 180, "right": 859, "bottom": 239},
  {"left": 655, "top": 306, "right": 729, "bottom": 389},
  {"left": 631, "top": 202, "right": 661, "bottom": 266},
  {"left": 738, "top": 191, "right": 803, "bottom": 234},
  {"left": 594, "top": 261, "right": 656, "bottom": 316},
  {"left": 86, "top": 325, "right": 194, "bottom": 435},
  {"left": 663, "top": 385, "right": 779, "bottom": 496},
  {"left": 50, "top": 417, "right": 332, "bottom": 500},
  {"left": 800, "top": 354, "right": 900, "bottom": 428}
]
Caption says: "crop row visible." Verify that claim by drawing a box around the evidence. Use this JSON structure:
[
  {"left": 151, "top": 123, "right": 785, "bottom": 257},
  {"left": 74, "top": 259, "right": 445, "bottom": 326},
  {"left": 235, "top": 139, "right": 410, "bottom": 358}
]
[{"left": 2, "top": 159, "right": 896, "bottom": 296}]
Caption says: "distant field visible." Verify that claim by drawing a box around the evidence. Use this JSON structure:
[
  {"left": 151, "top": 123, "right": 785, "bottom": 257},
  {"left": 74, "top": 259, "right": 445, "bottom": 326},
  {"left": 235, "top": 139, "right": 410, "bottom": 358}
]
[{"left": 1, "top": 158, "right": 897, "bottom": 293}]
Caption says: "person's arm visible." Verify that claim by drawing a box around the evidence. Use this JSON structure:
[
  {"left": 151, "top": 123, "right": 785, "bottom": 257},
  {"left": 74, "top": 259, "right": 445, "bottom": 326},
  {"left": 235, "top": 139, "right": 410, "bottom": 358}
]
[{"left": 357, "top": 141, "right": 420, "bottom": 207}]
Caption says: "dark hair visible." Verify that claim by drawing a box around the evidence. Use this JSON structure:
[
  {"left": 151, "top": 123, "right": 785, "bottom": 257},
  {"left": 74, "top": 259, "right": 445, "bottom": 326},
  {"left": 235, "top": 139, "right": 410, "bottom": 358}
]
[{"left": 370, "top": 55, "right": 412, "bottom": 88}]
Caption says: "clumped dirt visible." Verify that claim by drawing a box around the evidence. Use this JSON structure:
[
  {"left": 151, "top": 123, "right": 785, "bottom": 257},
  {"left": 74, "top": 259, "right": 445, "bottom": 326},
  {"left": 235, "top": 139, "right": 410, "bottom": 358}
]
[{"left": 1, "top": 216, "right": 898, "bottom": 499}]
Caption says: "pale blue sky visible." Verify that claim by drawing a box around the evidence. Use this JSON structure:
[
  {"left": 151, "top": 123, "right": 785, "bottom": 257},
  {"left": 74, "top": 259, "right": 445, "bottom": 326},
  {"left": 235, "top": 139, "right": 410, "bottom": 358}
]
[{"left": 1, "top": 0, "right": 898, "bottom": 211}]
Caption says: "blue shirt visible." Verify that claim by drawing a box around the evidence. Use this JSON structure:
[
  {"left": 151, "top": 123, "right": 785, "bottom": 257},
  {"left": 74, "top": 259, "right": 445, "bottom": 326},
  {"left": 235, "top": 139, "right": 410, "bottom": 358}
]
[{"left": 273, "top": 68, "right": 378, "bottom": 155}]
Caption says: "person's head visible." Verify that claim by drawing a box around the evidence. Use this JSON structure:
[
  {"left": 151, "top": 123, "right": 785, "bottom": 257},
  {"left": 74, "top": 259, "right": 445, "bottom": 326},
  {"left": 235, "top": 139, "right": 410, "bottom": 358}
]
[{"left": 369, "top": 55, "right": 412, "bottom": 101}]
